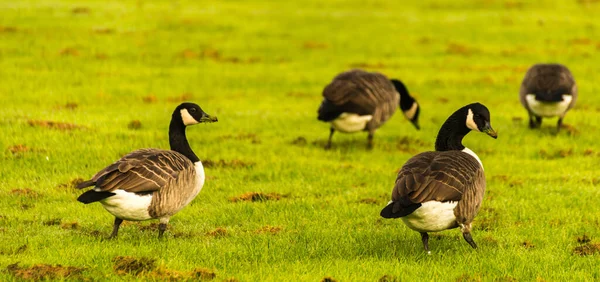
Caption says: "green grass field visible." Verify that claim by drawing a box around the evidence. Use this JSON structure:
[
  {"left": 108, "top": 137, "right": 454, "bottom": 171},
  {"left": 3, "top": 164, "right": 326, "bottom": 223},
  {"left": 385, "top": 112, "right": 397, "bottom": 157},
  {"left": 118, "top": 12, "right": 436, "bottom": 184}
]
[{"left": 2, "top": 0, "right": 600, "bottom": 280}]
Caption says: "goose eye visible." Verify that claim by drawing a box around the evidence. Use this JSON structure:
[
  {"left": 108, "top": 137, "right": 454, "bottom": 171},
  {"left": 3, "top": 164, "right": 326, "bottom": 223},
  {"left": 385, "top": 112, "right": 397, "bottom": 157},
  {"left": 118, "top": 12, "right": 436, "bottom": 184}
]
[{"left": 190, "top": 108, "right": 197, "bottom": 113}]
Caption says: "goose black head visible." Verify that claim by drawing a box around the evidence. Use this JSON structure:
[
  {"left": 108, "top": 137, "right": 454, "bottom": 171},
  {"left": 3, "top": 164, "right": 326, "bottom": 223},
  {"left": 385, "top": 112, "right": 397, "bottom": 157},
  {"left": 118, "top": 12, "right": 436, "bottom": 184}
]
[
  {"left": 391, "top": 79, "right": 420, "bottom": 130},
  {"left": 464, "top": 103, "right": 497, "bottom": 139},
  {"left": 176, "top": 102, "right": 218, "bottom": 126}
]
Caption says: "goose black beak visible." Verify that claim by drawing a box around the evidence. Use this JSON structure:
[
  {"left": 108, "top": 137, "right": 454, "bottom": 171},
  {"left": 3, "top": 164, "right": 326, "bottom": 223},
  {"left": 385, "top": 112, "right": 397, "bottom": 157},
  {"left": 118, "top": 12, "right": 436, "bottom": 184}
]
[
  {"left": 200, "top": 114, "right": 218, "bottom": 123},
  {"left": 411, "top": 120, "right": 420, "bottom": 130},
  {"left": 482, "top": 122, "right": 497, "bottom": 139}
]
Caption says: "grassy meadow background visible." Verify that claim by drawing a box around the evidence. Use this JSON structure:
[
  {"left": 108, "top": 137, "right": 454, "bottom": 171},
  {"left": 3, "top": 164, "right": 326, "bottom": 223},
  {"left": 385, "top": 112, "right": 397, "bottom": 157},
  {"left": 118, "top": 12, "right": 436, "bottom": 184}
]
[{"left": 2, "top": 0, "right": 600, "bottom": 280}]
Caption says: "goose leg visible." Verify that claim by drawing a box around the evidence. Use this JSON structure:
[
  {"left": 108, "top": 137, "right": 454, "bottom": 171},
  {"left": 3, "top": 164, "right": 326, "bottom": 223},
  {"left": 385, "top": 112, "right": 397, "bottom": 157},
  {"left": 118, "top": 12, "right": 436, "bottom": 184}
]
[
  {"left": 463, "top": 232, "right": 478, "bottom": 249},
  {"left": 108, "top": 218, "right": 123, "bottom": 239},
  {"left": 367, "top": 132, "right": 374, "bottom": 150},
  {"left": 325, "top": 127, "right": 334, "bottom": 150},
  {"left": 158, "top": 218, "right": 170, "bottom": 238},
  {"left": 420, "top": 232, "right": 430, "bottom": 253},
  {"left": 528, "top": 113, "right": 541, "bottom": 128},
  {"left": 556, "top": 117, "right": 563, "bottom": 132}
]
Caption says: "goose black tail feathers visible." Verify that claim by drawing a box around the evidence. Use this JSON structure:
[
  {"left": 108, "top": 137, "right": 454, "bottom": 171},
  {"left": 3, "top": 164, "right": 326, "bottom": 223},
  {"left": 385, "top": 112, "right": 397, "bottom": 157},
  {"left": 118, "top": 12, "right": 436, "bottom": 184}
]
[
  {"left": 77, "top": 190, "right": 115, "bottom": 204},
  {"left": 380, "top": 201, "right": 421, "bottom": 218}
]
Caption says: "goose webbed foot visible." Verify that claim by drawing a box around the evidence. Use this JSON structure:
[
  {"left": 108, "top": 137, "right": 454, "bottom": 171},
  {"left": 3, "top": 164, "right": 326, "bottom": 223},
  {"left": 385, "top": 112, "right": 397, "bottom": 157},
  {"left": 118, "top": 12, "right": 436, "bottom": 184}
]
[
  {"left": 366, "top": 132, "right": 374, "bottom": 150},
  {"left": 529, "top": 115, "right": 542, "bottom": 129},
  {"left": 556, "top": 118, "right": 563, "bottom": 133},
  {"left": 158, "top": 223, "right": 168, "bottom": 238}
]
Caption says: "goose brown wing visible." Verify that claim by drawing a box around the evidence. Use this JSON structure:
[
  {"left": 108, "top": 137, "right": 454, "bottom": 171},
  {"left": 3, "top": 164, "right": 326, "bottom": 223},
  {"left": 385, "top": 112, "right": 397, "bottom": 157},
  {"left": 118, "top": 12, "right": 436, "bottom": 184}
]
[
  {"left": 78, "top": 149, "right": 192, "bottom": 193},
  {"left": 392, "top": 151, "right": 482, "bottom": 204},
  {"left": 322, "top": 69, "right": 396, "bottom": 115}
]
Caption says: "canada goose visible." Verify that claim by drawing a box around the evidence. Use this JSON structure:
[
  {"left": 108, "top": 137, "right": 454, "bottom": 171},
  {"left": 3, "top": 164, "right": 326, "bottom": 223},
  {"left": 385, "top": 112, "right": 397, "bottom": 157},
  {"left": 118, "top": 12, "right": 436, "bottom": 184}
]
[
  {"left": 380, "top": 103, "right": 497, "bottom": 253},
  {"left": 519, "top": 63, "right": 577, "bottom": 131},
  {"left": 317, "top": 69, "right": 420, "bottom": 149},
  {"left": 77, "top": 102, "right": 218, "bottom": 238}
]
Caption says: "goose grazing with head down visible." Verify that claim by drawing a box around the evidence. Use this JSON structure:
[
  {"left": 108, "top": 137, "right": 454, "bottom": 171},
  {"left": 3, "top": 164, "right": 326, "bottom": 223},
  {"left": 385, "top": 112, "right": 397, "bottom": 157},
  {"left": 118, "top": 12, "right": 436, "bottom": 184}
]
[
  {"left": 77, "top": 102, "right": 218, "bottom": 238},
  {"left": 380, "top": 103, "right": 497, "bottom": 253},
  {"left": 520, "top": 63, "right": 577, "bottom": 132},
  {"left": 317, "top": 69, "right": 420, "bottom": 149}
]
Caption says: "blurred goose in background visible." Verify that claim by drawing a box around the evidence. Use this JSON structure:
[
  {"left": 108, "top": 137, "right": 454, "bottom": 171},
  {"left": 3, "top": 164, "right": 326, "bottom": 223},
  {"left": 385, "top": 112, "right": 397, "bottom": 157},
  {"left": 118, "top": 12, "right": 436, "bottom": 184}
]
[
  {"left": 77, "top": 102, "right": 218, "bottom": 238},
  {"left": 519, "top": 63, "right": 577, "bottom": 132},
  {"left": 380, "top": 103, "right": 496, "bottom": 253},
  {"left": 317, "top": 69, "right": 420, "bottom": 149}
]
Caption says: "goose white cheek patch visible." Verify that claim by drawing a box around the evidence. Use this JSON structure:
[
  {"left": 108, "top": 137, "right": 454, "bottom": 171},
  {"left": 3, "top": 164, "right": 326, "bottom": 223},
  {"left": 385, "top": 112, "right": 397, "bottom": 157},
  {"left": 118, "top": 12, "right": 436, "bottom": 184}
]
[
  {"left": 466, "top": 109, "right": 479, "bottom": 131},
  {"left": 404, "top": 102, "right": 418, "bottom": 120},
  {"left": 180, "top": 109, "right": 199, "bottom": 125}
]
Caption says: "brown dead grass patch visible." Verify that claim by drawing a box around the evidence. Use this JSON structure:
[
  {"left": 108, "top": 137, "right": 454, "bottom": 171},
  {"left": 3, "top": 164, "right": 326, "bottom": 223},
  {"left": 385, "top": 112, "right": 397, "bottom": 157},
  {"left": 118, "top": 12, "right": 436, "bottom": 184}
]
[
  {"left": 0, "top": 26, "right": 18, "bottom": 33},
  {"left": 379, "top": 275, "right": 399, "bottom": 282},
  {"left": 572, "top": 243, "right": 600, "bottom": 256},
  {"left": 358, "top": 198, "right": 378, "bottom": 205},
  {"left": 446, "top": 43, "right": 480, "bottom": 56},
  {"left": 43, "top": 218, "right": 62, "bottom": 226},
  {"left": 203, "top": 159, "right": 255, "bottom": 169},
  {"left": 348, "top": 62, "right": 387, "bottom": 69},
  {"left": 291, "top": 136, "right": 307, "bottom": 146},
  {"left": 57, "top": 178, "right": 85, "bottom": 189},
  {"left": 577, "top": 234, "right": 591, "bottom": 244},
  {"left": 219, "top": 133, "right": 261, "bottom": 144},
  {"left": 93, "top": 27, "right": 114, "bottom": 34},
  {"left": 229, "top": 192, "right": 284, "bottom": 202},
  {"left": 0, "top": 245, "right": 27, "bottom": 255},
  {"left": 571, "top": 38, "right": 594, "bottom": 45},
  {"left": 60, "top": 222, "right": 79, "bottom": 230},
  {"left": 7, "top": 144, "right": 43, "bottom": 156},
  {"left": 206, "top": 227, "right": 227, "bottom": 237},
  {"left": 198, "top": 47, "right": 260, "bottom": 64},
  {"left": 522, "top": 240, "right": 535, "bottom": 249},
  {"left": 302, "top": 41, "right": 328, "bottom": 49},
  {"left": 437, "top": 97, "right": 449, "bottom": 104},
  {"left": 11, "top": 188, "right": 41, "bottom": 198},
  {"left": 112, "top": 256, "right": 156, "bottom": 276},
  {"left": 6, "top": 263, "right": 85, "bottom": 280},
  {"left": 166, "top": 92, "right": 193, "bottom": 103},
  {"left": 583, "top": 149, "right": 595, "bottom": 156},
  {"left": 72, "top": 7, "right": 90, "bottom": 14},
  {"left": 539, "top": 148, "right": 573, "bottom": 159},
  {"left": 254, "top": 225, "right": 282, "bottom": 235},
  {"left": 128, "top": 120, "right": 142, "bottom": 130},
  {"left": 28, "top": 120, "right": 83, "bottom": 130},
  {"left": 561, "top": 123, "right": 579, "bottom": 136},
  {"left": 455, "top": 273, "right": 482, "bottom": 282},
  {"left": 142, "top": 95, "right": 158, "bottom": 103},
  {"left": 59, "top": 48, "right": 79, "bottom": 56},
  {"left": 321, "top": 277, "right": 338, "bottom": 282}
]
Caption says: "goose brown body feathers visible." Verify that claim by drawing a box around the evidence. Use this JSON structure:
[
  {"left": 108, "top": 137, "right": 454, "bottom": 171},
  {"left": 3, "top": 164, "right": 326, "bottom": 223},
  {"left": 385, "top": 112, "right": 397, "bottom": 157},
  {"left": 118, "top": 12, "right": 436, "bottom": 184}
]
[
  {"left": 317, "top": 69, "right": 420, "bottom": 149},
  {"left": 380, "top": 103, "right": 496, "bottom": 253},
  {"left": 519, "top": 63, "right": 577, "bottom": 131}
]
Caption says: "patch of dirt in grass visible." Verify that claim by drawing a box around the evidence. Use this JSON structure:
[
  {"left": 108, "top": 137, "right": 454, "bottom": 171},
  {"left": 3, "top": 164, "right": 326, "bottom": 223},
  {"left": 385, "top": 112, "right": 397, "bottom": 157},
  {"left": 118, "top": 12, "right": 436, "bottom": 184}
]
[
  {"left": 291, "top": 136, "right": 307, "bottom": 146},
  {"left": 128, "top": 120, "right": 142, "bottom": 130},
  {"left": 437, "top": 97, "right": 449, "bottom": 104},
  {"left": 206, "top": 227, "right": 227, "bottom": 237},
  {"left": 302, "top": 41, "right": 328, "bottom": 49},
  {"left": 446, "top": 42, "right": 480, "bottom": 56},
  {"left": 254, "top": 225, "right": 282, "bottom": 235},
  {"left": 504, "top": 1, "right": 524, "bottom": 9},
  {"left": 113, "top": 256, "right": 156, "bottom": 276},
  {"left": 348, "top": 62, "right": 387, "bottom": 69},
  {"left": 142, "top": 95, "right": 158, "bottom": 103},
  {"left": 21, "top": 204, "right": 33, "bottom": 210},
  {"left": 561, "top": 124, "right": 579, "bottom": 135},
  {"left": 219, "top": 133, "right": 261, "bottom": 144},
  {"left": 95, "top": 53, "right": 108, "bottom": 60},
  {"left": 522, "top": 240, "right": 535, "bottom": 249},
  {"left": 539, "top": 148, "right": 573, "bottom": 159},
  {"left": 229, "top": 192, "right": 284, "bottom": 202},
  {"left": 7, "top": 145, "right": 45, "bottom": 157},
  {"left": 6, "top": 263, "right": 85, "bottom": 280},
  {"left": 136, "top": 222, "right": 158, "bottom": 232},
  {"left": 166, "top": 92, "right": 193, "bottom": 103},
  {"left": 57, "top": 178, "right": 85, "bottom": 189},
  {"left": 93, "top": 27, "right": 114, "bottom": 34},
  {"left": 512, "top": 116, "right": 523, "bottom": 123},
  {"left": 583, "top": 149, "right": 595, "bottom": 156},
  {"left": 198, "top": 47, "right": 260, "bottom": 64},
  {"left": 577, "top": 234, "right": 591, "bottom": 244},
  {"left": 59, "top": 47, "right": 79, "bottom": 57},
  {"left": 11, "top": 188, "right": 41, "bottom": 198},
  {"left": 417, "top": 36, "right": 432, "bottom": 45},
  {"left": 571, "top": 37, "right": 594, "bottom": 45},
  {"left": 203, "top": 159, "right": 255, "bottom": 169},
  {"left": 321, "top": 277, "right": 338, "bottom": 282},
  {"left": 191, "top": 268, "right": 216, "bottom": 280},
  {"left": 0, "top": 244, "right": 27, "bottom": 255},
  {"left": 28, "top": 120, "right": 83, "bottom": 131},
  {"left": 222, "top": 278, "right": 239, "bottom": 282},
  {"left": 43, "top": 218, "right": 62, "bottom": 226},
  {"left": 150, "top": 266, "right": 216, "bottom": 280},
  {"left": 395, "top": 136, "right": 429, "bottom": 153},
  {"left": 455, "top": 273, "right": 481, "bottom": 282},
  {"left": 572, "top": 243, "right": 600, "bottom": 256},
  {"left": 60, "top": 222, "right": 79, "bottom": 230},
  {"left": 178, "top": 49, "right": 199, "bottom": 59},
  {"left": 358, "top": 198, "right": 378, "bottom": 205},
  {"left": 72, "top": 7, "right": 90, "bottom": 14},
  {"left": 379, "top": 274, "right": 399, "bottom": 282},
  {"left": 0, "top": 26, "right": 18, "bottom": 33}
]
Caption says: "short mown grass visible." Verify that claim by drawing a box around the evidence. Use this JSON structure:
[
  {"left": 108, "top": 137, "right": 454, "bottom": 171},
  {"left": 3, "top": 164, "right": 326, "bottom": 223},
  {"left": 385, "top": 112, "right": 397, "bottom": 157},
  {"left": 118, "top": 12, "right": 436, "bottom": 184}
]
[{"left": 1, "top": 0, "right": 600, "bottom": 280}]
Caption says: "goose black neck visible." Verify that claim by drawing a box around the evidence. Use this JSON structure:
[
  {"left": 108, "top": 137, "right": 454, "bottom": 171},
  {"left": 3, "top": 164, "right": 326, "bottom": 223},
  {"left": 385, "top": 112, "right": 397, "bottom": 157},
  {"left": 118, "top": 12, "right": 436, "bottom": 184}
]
[
  {"left": 169, "top": 117, "right": 199, "bottom": 163},
  {"left": 434, "top": 110, "right": 471, "bottom": 151}
]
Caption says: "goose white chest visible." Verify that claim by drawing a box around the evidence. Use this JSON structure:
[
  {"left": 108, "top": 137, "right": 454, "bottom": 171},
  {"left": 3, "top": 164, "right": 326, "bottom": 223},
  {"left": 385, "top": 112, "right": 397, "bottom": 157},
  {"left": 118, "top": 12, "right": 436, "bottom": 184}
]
[
  {"left": 525, "top": 94, "right": 572, "bottom": 117},
  {"left": 331, "top": 113, "right": 373, "bottom": 133}
]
